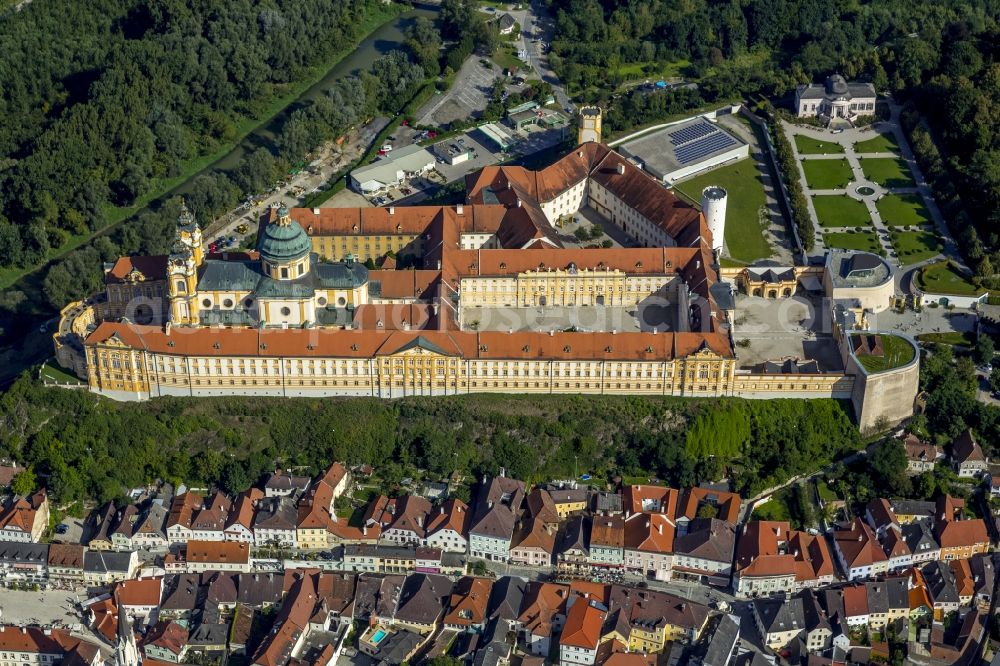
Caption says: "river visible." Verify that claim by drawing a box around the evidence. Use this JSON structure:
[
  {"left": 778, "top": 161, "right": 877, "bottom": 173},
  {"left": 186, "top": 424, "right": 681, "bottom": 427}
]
[{"left": 182, "top": 6, "right": 438, "bottom": 178}]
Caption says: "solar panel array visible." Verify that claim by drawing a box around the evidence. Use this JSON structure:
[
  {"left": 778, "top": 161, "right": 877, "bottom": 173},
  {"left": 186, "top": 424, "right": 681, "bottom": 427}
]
[
  {"left": 675, "top": 132, "right": 738, "bottom": 164},
  {"left": 668, "top": 121, "right": 716, "bottom": 146},
  {"left": 667, "top": 120, "right": 740, "bottom": 165}
]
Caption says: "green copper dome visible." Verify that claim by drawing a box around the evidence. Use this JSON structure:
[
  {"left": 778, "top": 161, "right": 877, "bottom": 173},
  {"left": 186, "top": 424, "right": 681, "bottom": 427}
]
[{"left": 259, "top": 211, "right": 312, "bottom": 264}]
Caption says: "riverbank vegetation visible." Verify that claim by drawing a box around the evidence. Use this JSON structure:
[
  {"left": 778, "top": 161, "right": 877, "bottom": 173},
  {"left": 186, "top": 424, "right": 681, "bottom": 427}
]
[
  {"left": 0, "top": 374, "right": 862, "bottom": 506},
  {"left": 0, "top": 0, "right": 405, "bottom": 277}
]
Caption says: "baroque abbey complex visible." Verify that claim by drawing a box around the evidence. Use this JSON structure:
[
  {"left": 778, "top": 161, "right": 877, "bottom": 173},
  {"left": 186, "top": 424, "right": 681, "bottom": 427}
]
[{"left": 54, "top": 143, "right": 916, "bottom": 431}]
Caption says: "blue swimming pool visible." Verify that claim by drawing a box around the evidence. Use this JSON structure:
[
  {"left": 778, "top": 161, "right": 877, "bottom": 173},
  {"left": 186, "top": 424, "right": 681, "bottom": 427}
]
[{"left": 372, "top": 630, "right": 387, "bottom": 644}]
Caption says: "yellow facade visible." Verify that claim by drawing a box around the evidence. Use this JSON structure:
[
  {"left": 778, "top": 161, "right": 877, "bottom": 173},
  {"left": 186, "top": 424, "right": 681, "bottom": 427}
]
[
  {"left": 84, "top": 340, "right": 740, "bottom": 399},
  {"left": 311, "top": 234, "right": 421, "bottom": 263},
  {"left": 459, "top": 269, "right": 671, "bottom": 308},
  {"left": 554, "top": 502, "right": 587, "bottom": 519},
  {"left": 296, "top": 527, "right": 330, "bottom": 550},
  {"left": 628, "top": 626, "right": 666, "bottom": 653}
]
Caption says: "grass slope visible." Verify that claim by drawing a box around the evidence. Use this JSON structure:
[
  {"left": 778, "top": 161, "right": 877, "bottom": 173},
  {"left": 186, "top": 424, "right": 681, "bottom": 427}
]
[
  {"left": 916, "top": 261, "right": 984, "bottom": 296},
  {"left": 674, "top": 158, "right": 770, "bottom": 263}
]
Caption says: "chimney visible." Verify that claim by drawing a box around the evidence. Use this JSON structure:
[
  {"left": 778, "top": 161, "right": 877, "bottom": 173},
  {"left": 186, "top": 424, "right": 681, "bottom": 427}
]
[
  {"left": 457, "top": 205, "right": 464, "bottom": 215},
  {"left": 389, "top": 207, "right": 395, "bottom": 215},
  {"left": 517, "top": 199, "right": 522, "bottom": 208},
  {"left": 437, "top": 260, "right": 442, "bottom": 270},
  {"left": 657, "top": 523, "right": 662, "bottom": 535},
  {"left": 696, "top": 260, "right": 701, "bottom": 269},
  {"left": 440, "top": 506, "right": 445, "bottom": 515},
  {"left": 616, "top": 164, "right": 625, "bottom": 175},
  {"left": 417, "top": 516, "right": 423, "bottom": 528},
  {"left": 312, "top": 208, "right": 320, "bottom": 215}
]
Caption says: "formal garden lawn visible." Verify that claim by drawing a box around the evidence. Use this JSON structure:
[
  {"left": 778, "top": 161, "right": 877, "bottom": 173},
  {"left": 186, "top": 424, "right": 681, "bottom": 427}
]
[
  {"left": 860, "top": 157, "right": 915, "bottom": 188},
  {"left": 875, "top": 193, "right": 932, "bottom": 227},
  {"left": 852, "top": 334, "right": 915, "bottom": 373},
  {"left": 674, "top": 159, "right": 770, "bottom": 263},
  {"left": 890, "top": 229, "right": 945, "bottom": 264},
  {"left": 853, "top": 132, "right": 900, "bottom": 154},
  {"left": 823, "top": 230, "right": 882, "bottom": 253},
  {"left": 811, "top": 195, "right": 871, "bottom": 228},
  {"left": 915, "top": 261, "right": 984, "bottom": 295},
  {"left": 802, "top": 158, "right": 853, "bottom": 189},
  {"left": 794, "top": 135, "right": 845, "bottom": 155}
]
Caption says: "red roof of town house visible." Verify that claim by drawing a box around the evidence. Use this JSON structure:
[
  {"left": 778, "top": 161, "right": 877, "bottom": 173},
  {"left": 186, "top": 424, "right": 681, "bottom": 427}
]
[
  {"left": 363, "top": 495, "right": 393, "bottom": 527},
  {"left": 0, "top": 626, "right": 100, "bottom": 664},
  {"left": 834, "top": 518, "right": 888, "bottom": 569},
  {"left": 87, "top": 596, "right": 119, "bottom": 642},
  {"left": 426, "top": 498, "right": 470, "bottom": 538},
  {"left": 512, "top": 516, "right": 557, "bottom": 555},
  {"left": 903, "top": 434, "right": 940, "bottom": 464},
  {"left": 734, "top": 521, "right": 834, "bottom": 583},
  {"left": 320, "top": 462, "right": 349, "bottom": 490},
  {"left": 590, "top": 515, "right": 625, "bottom": 548},
  {"left": 866, "top": 498, "right": 897, "bottom": 533},
  {"left": 143, "top": 621, "right": 188, "bottom": 657},
  {"left": 167, "top": 492, "right": 201, "bottom": 529},
  {"left": 253, "top": 573, "right": 317, "bottom": 666},
  {"left": 561, "top": 599, "right": 607, "bottom": 650},
  {"left": 228, "top": 488, "right": 263, "bottom": 531},
  {"left": 0, "top": 463, "right": 26, "bottom": 488},
  {"left": 297, "top": 482, "right": 335, "bottom": 531},
  {"left": 842, "top": 585, "right": 869, "bottom": 619},
  {"left": 186, "top": 540, "right": 250, "bottom": 565},
  {"left": 951, "top": 559, "right": 975, "bottom": 599},
  {"left": 936, "top": 517, "right": 989, "bottom": 550},
  {"left": 115, "top": 577, "right": 163, "bottom": 607},
  {"left": 623, "top": 485, "right": 678, "bottom": 516},
  {"left": 883, "top": 529, "right": 911, "bottom": 559},
  {"left": 623, "top": 512, "right": 674, "bottom": 553},
  {"left": 909, "top": 569, "right": 933, "bottom": 612},
  {"left": 518, "top": 582, "right": 569, "bottom": 637},
  {"left": 952, "top": 430, "right": 986, "bottom": 464},
  {"left": 387, "top": 495, "right": 433, "bottom": 538},
  {"left": 676, "top": 486, "right": 741, "bottom": 524},
  {"left": 443, "top": 576, "right": 494, "bottom": 627},
  {"left": 48, "top": 543, "right": 85, "bottom": 569},
  {"left": 0, "top": 489, "right": 46, "bottom": 534},
  {"left": 525, "top": 488, "right": 560, "bottom": 525},
  {"left": 569, "top": 581, "right": 609, "bottom": 606}
]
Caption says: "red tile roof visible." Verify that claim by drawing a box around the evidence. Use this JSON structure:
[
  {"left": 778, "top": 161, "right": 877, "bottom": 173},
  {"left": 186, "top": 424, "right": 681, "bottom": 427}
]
[
  {"left": 443, "top": 576, "right": 493, "bottom": 627},
  {"left": 842, "top": 585, "right": 869, "bottom": 618},
  {"left": 833, "top": 518, "right": 888, "bottom": 569},
  {"left": 105, "top": 255, "right": 168, "bottom": 283},
  {"left": 561, "top": 599, "right": 607, "bottom": 649},
  {"left": 115, "top": 577, "right": 162, "bottom": 607},
  {"left": 186, "top": 540, "right": 250, "bottom": 565}
]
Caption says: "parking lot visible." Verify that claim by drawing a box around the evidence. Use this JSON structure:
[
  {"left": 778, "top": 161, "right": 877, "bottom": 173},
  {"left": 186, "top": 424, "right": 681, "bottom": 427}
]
[{"left": 417, "top": 57, "right": 501, "bottom": 128}]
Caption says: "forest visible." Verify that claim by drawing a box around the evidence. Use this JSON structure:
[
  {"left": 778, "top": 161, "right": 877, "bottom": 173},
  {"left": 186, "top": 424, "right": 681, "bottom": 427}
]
[
  {"left": 546, "top": 0, "right": 999, "bottom": 273},
  {"left": 0, "top": 375, "right": 862, "bottom": 508},
  {"left": 0, "top": 0, "right": 403, "bottom": 272}
]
